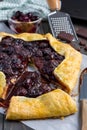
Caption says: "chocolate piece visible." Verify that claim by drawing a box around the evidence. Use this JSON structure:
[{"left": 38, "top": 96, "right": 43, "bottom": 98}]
[
  {"left": 79, "top": 39, "right": 86, "bottom": 46},
  {"left": 84, "top": 46, "right": 87, "bottom": 51},
  {"left": 57, "top": 31, "right": 74, "bottom": 42},
  {"left": 76, "top": 28, "right": 87, "bottom": 39},
  {"left": 78, "top": 38, "right": 87, "bottom": 52}
]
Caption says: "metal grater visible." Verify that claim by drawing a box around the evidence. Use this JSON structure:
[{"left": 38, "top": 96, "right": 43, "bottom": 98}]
[{"left": 48, "top": 10, "right": 78, "bottom": 42}]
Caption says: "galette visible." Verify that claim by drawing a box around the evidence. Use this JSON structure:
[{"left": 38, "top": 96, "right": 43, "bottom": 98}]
[{"left": 0, "top": 32, "right": 82, "bottom": 120}]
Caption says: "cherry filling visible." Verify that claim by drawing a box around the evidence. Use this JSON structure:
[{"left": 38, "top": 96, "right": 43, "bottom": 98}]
[
  {"left": 0, "top": 36, "right": 29, "bottom": 83},
  {"left": 23, "top": 40, "right": 64, "bottom": 81},
  {"left": 6, "top": 71, "right": 56, "bottom": 100},
  {"left": 31, "top": 47, "right": 64, "bottom": 81},
  {"left": 0, "top": 36, "right": 65, "bottom": 100}
]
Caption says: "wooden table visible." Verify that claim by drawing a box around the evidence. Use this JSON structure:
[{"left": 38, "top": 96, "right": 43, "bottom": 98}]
[
  {"left": 0, "top": 113, "right": 34, "bottom": 130},
  {"left": 0, "top": 18, "right": 87, "bottom": 130}
]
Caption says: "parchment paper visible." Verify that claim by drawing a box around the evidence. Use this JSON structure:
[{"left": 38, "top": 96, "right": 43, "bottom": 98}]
[
  {"left": 0, "top": 54, "right": 87, "bottom": 130},
  {"left": 22, "top": 54, "right": 87, "bottom": 130}
]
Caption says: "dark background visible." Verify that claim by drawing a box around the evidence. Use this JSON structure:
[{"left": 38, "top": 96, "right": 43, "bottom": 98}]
[{"left": 61, "top": 0, "right": 87, "bottom": 20}]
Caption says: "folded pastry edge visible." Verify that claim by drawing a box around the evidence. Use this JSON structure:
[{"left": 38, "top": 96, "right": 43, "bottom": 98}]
[
  {"left": 6, "top": 89, "right": 77, "bottom": 120},
  {"left": 45, "top": 33, "right": 82, "bottom": 93}
]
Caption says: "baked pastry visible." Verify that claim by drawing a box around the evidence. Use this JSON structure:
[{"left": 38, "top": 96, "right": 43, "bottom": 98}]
[
  {"left": 45, "top": 33, "right": 82, "bottom": 93},
  {"left": 0, "top": 32, "right": 82, "bottom": 96},
  {"left": 0, "top": 33, "right": 64, "bottom": 99},
  {"left": 0, "top": 32, "right": 82, "bottom": 120},
  {"left": 6, "top": 89, "right": 77, "bottom": 120},
  {"left": 0, "top": 71, "right": 6, "bottom": 97},
  {"left": 0, "top": 32, "right": 45, "bottom": 41}
]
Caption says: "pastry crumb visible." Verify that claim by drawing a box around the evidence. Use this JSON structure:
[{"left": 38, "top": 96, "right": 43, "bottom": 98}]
[
  {"left": 11, "top": 78, "right": 16, "bottom": 84},
  {"left": 60, "top": 117, "right": 64, "bottom": 120}
]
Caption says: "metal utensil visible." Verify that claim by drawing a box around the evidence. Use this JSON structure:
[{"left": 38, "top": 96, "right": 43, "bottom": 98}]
[
  {"left": 48, "top": 10, "right": 78, "bottom": 42},
  {"left": 47, "top": 0, "right": 78, "bottom": 42},
  {"left": 79, "top": 68, "right": 87, "bottom": 130}
]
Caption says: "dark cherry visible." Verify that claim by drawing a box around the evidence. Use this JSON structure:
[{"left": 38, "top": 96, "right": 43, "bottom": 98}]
[
  {"left": 84, "top": 46, "right": 87, "bottom": 51},
  {"left": 2, "top": 46, "right": 15, "bottom": 55},
  {"left": 14, "top": 11, "right": 23, "bottom": 18},
  {"left": 15, "top": 87, "right": 28, "bottom": 96},
  {"left": 11, "top": 11, "right": 39, "bottom": 22}
]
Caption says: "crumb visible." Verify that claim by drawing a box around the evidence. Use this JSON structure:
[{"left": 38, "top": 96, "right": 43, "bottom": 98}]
[
  {"left": 60, "top": 117, "right": 64, "bottom": 120},
  {"left": 71, "top": 93, "right": 79, "bottom": 97},
  {"left": 11, "top": 78, "right": 16, "bottom": 84}
]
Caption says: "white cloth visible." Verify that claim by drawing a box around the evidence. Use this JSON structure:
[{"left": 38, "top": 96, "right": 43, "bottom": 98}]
[{"left": 0, "top": 0, "right": 50, "bottom": 21}]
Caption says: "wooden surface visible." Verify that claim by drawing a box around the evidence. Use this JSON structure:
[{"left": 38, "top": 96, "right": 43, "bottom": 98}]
[
  {"left": 0, "top": 113, "right": 34, "bottom": 130},
  {"left": 0, "top": 113, "right": 3, "bottom": 130},
  {"left": 0, "top": 18, "right": 87, "bottom": 130},
  {"left": 82, "top": 100, "right": 87, "bottom": 130}
]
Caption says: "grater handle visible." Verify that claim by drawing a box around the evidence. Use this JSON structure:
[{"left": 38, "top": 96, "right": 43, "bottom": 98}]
[
  {"left": 55, "top": 0, "right": 61, "bottom": 10},
  {"left": 81, "top": 99, "right": 87, "bottom": 130},
  {"left": 46, "top": 0, "right": 61, "bottom": 11}
]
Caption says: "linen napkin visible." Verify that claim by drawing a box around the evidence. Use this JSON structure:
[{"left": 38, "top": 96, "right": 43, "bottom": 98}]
[{"left": 0, "top": 0, "right": 50, "bottom": 21}]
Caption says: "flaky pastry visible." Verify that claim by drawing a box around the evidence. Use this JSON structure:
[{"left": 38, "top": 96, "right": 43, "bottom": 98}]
[
  {"left": 0, "top": 71, "right": 6, "bottom": 97},
  {"left": 6, "top": 89, "right": 77, "bottom": 120},
  {"left": 45, "top": 33, "right": 82, "bottom": 93},
  {"left": 0, "top": 32, "right": 82, "bottom": 120}
]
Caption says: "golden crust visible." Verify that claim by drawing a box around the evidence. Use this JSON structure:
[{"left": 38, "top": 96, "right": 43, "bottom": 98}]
[
  {"left": 0, "top": 32, "right": 81, "bottom": 120},
  {"left": 0, "top": 32, "right": 45, "bottom": 41},
  {"left": 0, "top": 32, "right": 82, "bottom": 96},
  {"left": 0, "top": 71, "right": 6, "bottom": 97},
  {"left": 6, "top": 89, "right": 77, "bottom": 120},
  {"left": 45, "top": 33, "right": 82, "bottom": 93}
]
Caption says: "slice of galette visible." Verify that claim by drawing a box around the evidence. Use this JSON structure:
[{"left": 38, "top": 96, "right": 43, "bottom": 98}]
[{"left": 0, "top": 32, "right": 82, "bottom": 120}]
